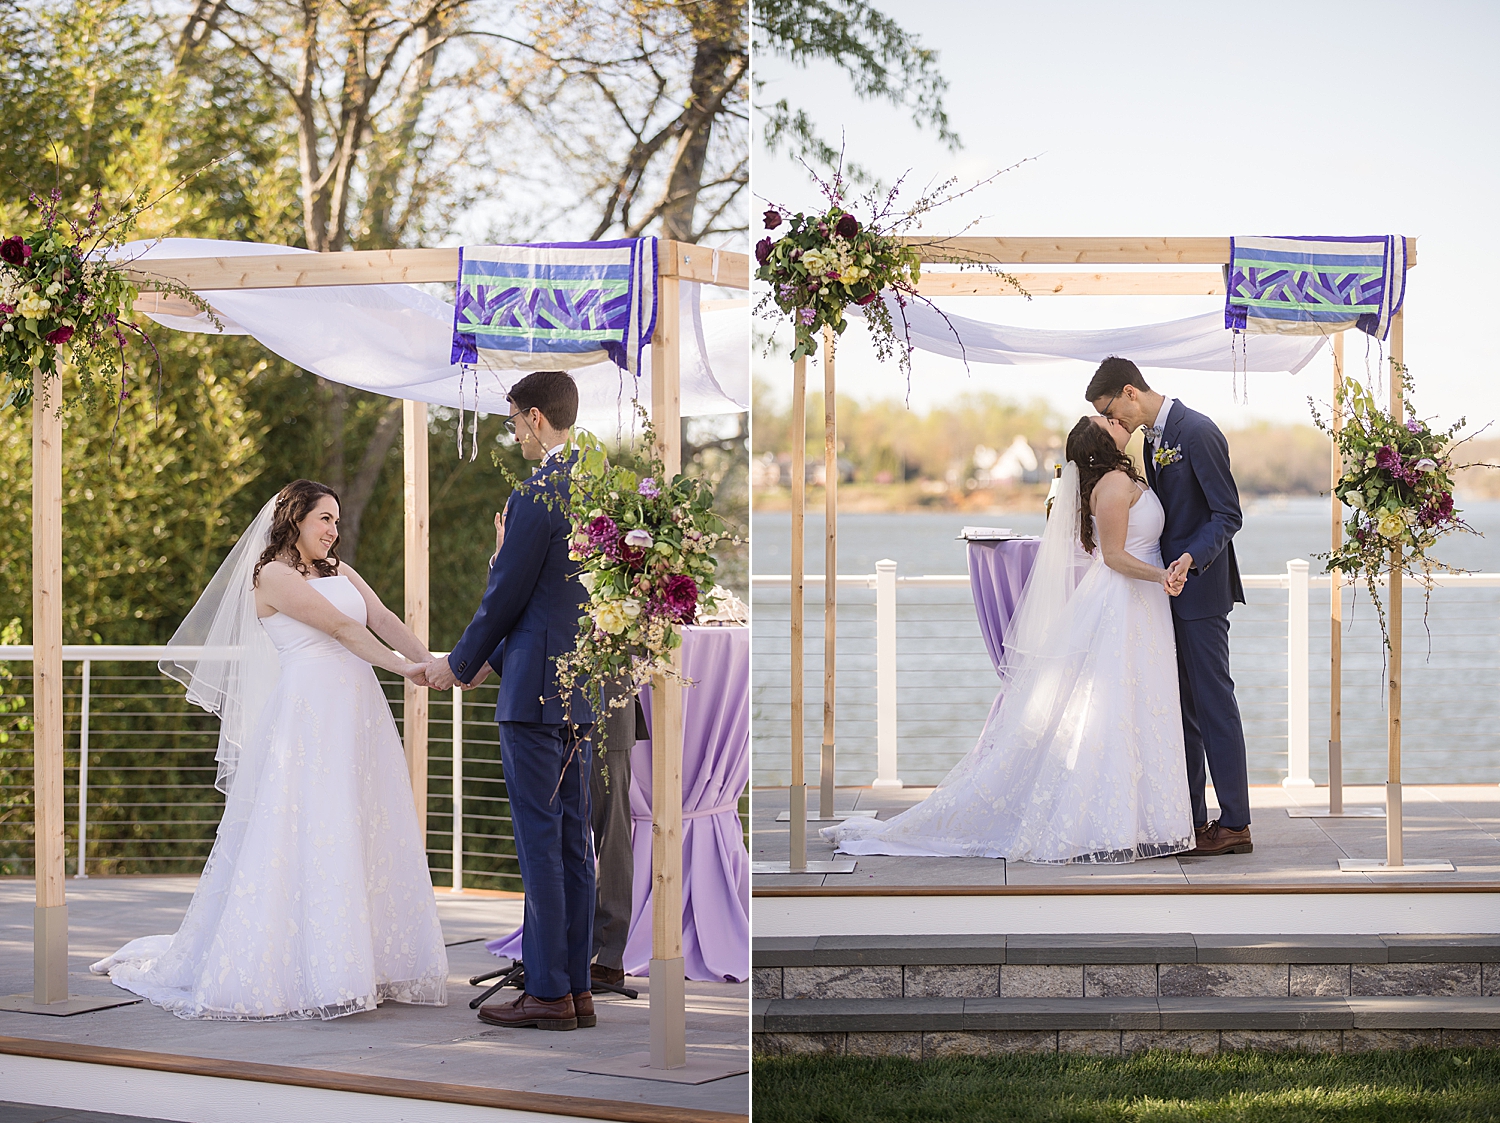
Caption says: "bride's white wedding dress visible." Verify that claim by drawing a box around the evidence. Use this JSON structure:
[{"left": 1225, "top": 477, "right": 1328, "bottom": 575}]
[
  {"left": 92, "top": 576, "right": 449, "bottom": 1019},
  {"left": 827, "top": 484, "right": 1193, "bottom": 863}
]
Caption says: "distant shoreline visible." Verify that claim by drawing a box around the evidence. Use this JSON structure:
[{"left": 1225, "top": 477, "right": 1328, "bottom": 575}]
[{"left": 751, "top": 484, "right": 1332, "bottom": 515}]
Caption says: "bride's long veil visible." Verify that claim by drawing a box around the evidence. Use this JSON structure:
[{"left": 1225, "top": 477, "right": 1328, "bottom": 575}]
[
  {"left": 998, "top": 460, "right": 1091, "bottom": 683},
  {"left": 159, "top": 496, "right": 281, "bottom": 814}
]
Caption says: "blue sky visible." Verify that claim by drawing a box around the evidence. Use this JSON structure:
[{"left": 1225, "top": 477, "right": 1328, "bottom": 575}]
[{"left": 752, "top": 0, "right": 1500, "bottom": 431}]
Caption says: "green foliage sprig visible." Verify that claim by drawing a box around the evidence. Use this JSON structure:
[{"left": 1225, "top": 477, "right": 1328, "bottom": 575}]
[{"left": 1312, "top": 363, "right": 1483, "bottom": 647}]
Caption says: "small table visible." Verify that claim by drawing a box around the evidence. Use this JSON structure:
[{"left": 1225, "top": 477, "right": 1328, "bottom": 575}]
[{"left": 966, "top": 538, "right": 1042, "bottom": 674}]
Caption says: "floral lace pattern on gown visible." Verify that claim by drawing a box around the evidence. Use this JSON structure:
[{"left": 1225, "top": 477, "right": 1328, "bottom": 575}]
[
  {"left": 827, "top": 487, "right": 1194, "bottom": 864},
  {"left": 92, "top": 576, "right": 449, "bottom": 1019}
]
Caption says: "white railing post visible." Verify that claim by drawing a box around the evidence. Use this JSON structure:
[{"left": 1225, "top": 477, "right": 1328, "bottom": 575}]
[
  {"left": 872, "top": 560, "right": 902, "bottom": 789},
  {"left": 1284, "top": 559, "right": 1313, "bottom": 788},
  {"left": 75, "top": 659, "right": 90, "bottom": 879},
  {"left": 451, "top": 684, "right": 463, "bottom": 893}
]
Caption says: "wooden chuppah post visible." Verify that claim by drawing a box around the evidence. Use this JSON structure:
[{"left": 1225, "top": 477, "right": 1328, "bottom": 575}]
[
  {"left": 1387, "top": 313, "right": 1405, "bottom": 866},
  {"left": 32, "top": 372, "right": 66, "bottom": 1005},
  {"left": 787, "top": 356, "right": 808, "bottom": 869},
  {"left": 1329, "top": 333, "right": 1345, "bottom": 815},
  {"left": 820, "top": 327, "right": 838, "bottom": 819},
  {"left": 403, "top": 401, "right": 431, "bottom": 834},
  {"left": 648, "top": 270, "right": 686, "bottom": 1069}
]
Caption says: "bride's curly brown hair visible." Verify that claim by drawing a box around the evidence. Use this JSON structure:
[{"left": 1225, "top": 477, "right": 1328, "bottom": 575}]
[
  {"left": 253, "top": 480, "right": 342, "bottom": 585},
  {"left": 1066, "top": 417, "right": 1144, "bottom": 554}
]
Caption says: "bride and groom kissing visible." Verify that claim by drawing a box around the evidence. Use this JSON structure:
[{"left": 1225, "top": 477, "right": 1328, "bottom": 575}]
[
  {"left": 94, "top": 371, "right": 610, "bottom": 1031},
  {"left": 828, "top": 356, "right": 1254, "bottom": 864}
]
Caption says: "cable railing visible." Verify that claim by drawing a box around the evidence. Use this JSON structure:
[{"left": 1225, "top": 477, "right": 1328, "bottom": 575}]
[
  {"left": 0, "top": 645, "right": 751, "bottom": 885},
  {"left": 0, "top": 646, "right": 521, "bottom": 887},
  {"left": 751, "top": 564, "right": 1500, "bottom": 790}
]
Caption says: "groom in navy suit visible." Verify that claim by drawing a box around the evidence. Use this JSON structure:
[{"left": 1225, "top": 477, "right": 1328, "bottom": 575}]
[
  {"left": 420, "top": 369, "right": 598, "bottom": 1029},
  {"left": 1088, "top": 356, "right": 1254, "bottom": 855}
]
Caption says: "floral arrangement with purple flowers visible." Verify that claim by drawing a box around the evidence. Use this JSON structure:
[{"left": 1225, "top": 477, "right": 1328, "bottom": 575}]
[
  {"left": 553, "top": 409, "right": 734, "bottom": 717},
  {"left": 1313, "top": 364, "right": 1485, "bottom": 646},
  {"left": 754, "top": 159, "right": 1027, "bottom": 381},
  {"left": 1, "top": 188, "right": 210, "bottom": 414}
]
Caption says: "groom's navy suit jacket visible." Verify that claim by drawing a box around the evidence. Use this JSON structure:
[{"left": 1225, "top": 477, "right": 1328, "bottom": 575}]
[
  {"left": 447, "top": 454, "right": 594, "bottom": 725},
  {"left": 1145, "top": 400, "right": 1246, "bottom": 621}
]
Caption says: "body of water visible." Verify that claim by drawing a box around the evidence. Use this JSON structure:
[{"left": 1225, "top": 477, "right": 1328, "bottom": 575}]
[{"left": 751, "top": 498, "right": 1500, "bottom": 790}]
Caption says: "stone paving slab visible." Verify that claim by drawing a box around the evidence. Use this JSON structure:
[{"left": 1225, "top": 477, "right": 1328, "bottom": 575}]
[
  {"left": 1347, "top": 996, "right": 1500, "bottom": 1029},
  {"left": 761, "top": 998, "right": 964, "bottom": 1034},
  {"left": 1193, "top": 935, "right": 1389, "bottom": 963},
  {"left": 1005, "top": 934, "right": 1196, "bottom": 964},
  {"left": 813, "top": 934, "right": 1007, "bottom": 965},
  {"left": 1381, "top": 934, "right": 1500, "bottom": 962},
  {"left": 1157, "top": 997, "right": 1353, "bottom": 1031},
  {"left": 962, "top": 997, "right": 1159, "bottom": 1031}
]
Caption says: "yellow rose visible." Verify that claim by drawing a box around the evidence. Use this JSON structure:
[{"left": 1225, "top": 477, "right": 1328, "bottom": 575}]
[
  {"left": 593, "top": 601, "right": 629, "bottom": 635},
  {"left": 839, "top": 265, "right": 863, "bottom": 284},
  {"left": 17, "top": 292, "right": 49, "bottom": 318},
  {"left": 1376, "top": 510, "right": 1406, "bottom": 539}
]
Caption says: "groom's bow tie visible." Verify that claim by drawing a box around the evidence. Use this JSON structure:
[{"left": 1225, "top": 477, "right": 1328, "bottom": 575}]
[{"left": 1144, "top": 425, "right": 1164, "bottom": 445}]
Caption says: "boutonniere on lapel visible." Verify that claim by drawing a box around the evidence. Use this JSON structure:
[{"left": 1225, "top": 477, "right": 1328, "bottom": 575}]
[{"left": 1153, "top": 443, "right": 1184, "bottom": 469}]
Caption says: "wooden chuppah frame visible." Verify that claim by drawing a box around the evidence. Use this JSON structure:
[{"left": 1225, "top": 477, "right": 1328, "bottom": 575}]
[
  {"left": 780, "top": 236, "right": 1419, "bottom": 870},
  {"left": 17, "top": 242, "right": 749, "bottom": 1069}
]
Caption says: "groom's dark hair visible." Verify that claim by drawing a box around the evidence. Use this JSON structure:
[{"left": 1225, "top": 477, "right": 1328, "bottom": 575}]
[
  {"left": 1085, "top": 356, "right": 1151, "bottom": 402},
  {"left": 508, "top": 370, "right": 579, "bottom": 429}
]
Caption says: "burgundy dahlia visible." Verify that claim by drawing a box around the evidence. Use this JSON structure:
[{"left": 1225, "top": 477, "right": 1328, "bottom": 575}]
[
  {"left": 1374, "top": 445, "right": 1400, "bottom": 472},
  {"left": 660, "top": 574, "right": 699, "bottom": 624},
  {"left": 763, "top": 209, "right": 783, "bottom": 230},
  {"left": 585, "top": 514, "right": 620, "bottom": 554},
  {"left": 835, "top": 213, "right": 859, "bottom": 239},
  {"left": 755, "top": 237, "right": 773, "bottom": 265},
  {"left": 0, "top": 236, "right": 31, "bottom": 266},
  {"left": 856, "top": 291, "right": 881, "bottom": 306},
  {"left": 44, "top": 325, "right": 74, "bottom": 346}
]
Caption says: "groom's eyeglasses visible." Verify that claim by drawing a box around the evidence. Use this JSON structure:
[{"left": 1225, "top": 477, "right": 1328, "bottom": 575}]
[
  {"left": 1099, "top": 392, "right": 1122, "bottom": 421},
  {"left": 503, "top": 410, "right": 529, "bottom": 435}
]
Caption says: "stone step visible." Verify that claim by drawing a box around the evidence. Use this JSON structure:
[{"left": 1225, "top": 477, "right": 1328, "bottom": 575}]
[
  {"left": 753, "top": 934, "right": 1500, "bottom": 1001},
  {"left": 752, "top": 995, "right": 1500, "bottom": 1057}
]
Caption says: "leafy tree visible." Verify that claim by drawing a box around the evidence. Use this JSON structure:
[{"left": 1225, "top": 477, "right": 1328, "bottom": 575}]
[{"left": 752, "top": 0, "right": 956, "bottom": 178}]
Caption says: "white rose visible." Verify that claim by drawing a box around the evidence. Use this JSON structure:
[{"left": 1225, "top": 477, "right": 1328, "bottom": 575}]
[{"left": 578, "top": 571, "right": 597, "bottom": 593}]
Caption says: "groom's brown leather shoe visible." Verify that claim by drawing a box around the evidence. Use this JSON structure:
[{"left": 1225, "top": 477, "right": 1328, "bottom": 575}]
[
  {"left": 477, "top": 992, "right": 577, "bottom": 1030},
  {"left": 572, "top": 990, "right": 597, "bottom": 1028},
  {"left": 1190, "top": 821, "right": 1253, "bottom": 855}
]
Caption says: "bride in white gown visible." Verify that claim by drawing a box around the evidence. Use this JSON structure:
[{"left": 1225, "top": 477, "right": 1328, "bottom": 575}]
[
  {"left": 92, "top": 480, "right": 449, "bottom": 1019},
  {"left": 827, "top": 415, "right": 1195, "bottom": 864}
]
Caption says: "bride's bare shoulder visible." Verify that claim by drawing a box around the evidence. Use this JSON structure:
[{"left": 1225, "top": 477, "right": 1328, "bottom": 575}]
[{"left": 255, "top": 559, "right": 302, "bottom": 586}]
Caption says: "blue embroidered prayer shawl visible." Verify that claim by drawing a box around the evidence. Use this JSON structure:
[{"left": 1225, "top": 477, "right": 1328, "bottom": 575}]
[
  {"left": 1225, "top": 235, "right": 1408, "bottom": 341},
  {"left": 451, "top": 238, "right": 658, "bottom": 375}
]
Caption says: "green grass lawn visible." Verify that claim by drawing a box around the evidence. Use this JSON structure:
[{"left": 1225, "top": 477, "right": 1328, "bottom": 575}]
[{"left": 753, "top": 1050, "right": 1500, "bottom": 1122}]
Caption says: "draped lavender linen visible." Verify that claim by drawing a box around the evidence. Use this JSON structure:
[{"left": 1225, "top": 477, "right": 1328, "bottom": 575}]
[
  {"left": 967, "top": 538, "right": 1042, "bottom": 675},
  {"left": 487, "top": 626, "right": 749, "bottom": 982},
  {"left": 1225, "top": 235, "right": 1408, "bottom": 341},
  {"left": 854, "top": 298, "right": 1329, "bottom": 374},
  {"left": 451, "top": 239, "right": 657, "bottom": 376},
  {"left": 113, "top": 239, "right": 747, "bottom": 431}
]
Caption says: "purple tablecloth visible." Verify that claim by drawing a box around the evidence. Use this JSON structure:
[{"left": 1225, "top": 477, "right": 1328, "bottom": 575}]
[
  {"left": 488, "top": 625, "right": 749, "bottom": 982},
  {"left": 967, "top": 538, "right": 1041, "bottom": 673}
]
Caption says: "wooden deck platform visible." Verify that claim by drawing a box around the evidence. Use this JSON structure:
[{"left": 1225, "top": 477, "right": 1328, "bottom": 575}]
[
  {"left": 0, "top": 878, "right": 748, "bottom": 1123},
  {"left": 752, "top": 785, "right": 1500, "bottom": 938}
]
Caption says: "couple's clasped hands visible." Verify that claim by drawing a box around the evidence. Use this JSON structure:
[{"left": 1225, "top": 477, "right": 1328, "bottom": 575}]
[
  {"left": 403, "top": 657, "right": 493, "bottom": 690},
  {"left": 1162, "top": 553, "right": 1191, "bottom": 597}
]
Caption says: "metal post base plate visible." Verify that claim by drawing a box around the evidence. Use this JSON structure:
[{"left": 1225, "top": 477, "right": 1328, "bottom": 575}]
[
  {"left": 775, "top": 809, "right": 876, "bottom": 822},
  {"left": 752, "top": 859, "right": 858, "bottom": 874},
  {"left": 0, "top": 993, "right": 140, "bottom": 1017},
  {"left": 1286, "top": 807, "right": 1385, "bottom": 818},
  {"left": 1337, "top": 858, "right": 1455, "bottom": 872}
]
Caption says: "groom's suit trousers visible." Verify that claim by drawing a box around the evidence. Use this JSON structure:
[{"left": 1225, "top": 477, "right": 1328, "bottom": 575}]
[
  {"left": 499, "top": 720, "right": 596, "bottom": 1001},
  {"left": 1173, "top": 614, "right": 1251, "bottom": 832}
]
